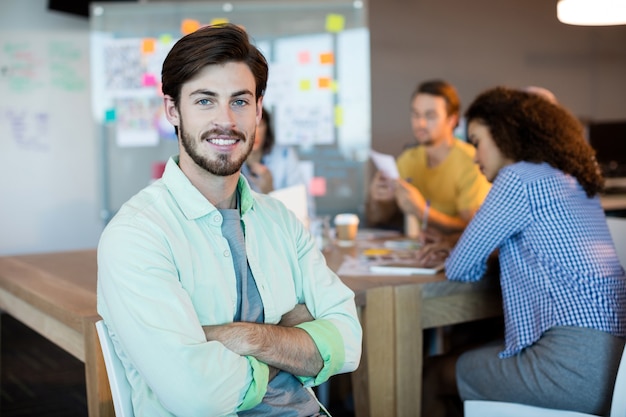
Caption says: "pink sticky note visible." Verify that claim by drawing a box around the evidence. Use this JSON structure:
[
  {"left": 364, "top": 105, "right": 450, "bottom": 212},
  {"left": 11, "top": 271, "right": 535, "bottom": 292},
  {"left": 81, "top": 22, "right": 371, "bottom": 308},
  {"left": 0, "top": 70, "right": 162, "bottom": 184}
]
[
  {"left": 142, "top": 73, "right": 157, "bottom": 87},
  {"left": 298, "top": 51, "right": 311, "bottom": 64},
  {"left": 309, "top": 177, "right": 327, "bottom": 197}
]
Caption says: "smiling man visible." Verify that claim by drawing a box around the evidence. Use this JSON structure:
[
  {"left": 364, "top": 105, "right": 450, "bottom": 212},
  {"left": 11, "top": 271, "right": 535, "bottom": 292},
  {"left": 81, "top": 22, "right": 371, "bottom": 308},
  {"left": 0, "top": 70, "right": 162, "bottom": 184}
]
[{"left": 97, "top": 24, "right": 362, "bottom": 417}]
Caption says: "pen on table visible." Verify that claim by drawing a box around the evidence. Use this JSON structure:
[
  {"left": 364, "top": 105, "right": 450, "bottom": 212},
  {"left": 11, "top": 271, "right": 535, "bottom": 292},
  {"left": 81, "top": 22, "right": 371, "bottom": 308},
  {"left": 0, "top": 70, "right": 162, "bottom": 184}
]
[{"left": 422, "top": 200, "right": 430, "bottom": 231}]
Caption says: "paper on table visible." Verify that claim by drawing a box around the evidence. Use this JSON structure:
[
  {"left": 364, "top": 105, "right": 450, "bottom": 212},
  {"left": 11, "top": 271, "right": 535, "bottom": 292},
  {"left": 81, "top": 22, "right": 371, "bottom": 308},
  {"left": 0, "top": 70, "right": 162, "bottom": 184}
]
[
  {"left": 369, "top": 263, "right": 444, "bottom": 275},
  {"left": 370, "top": 150, "right": 400, "bottom": 179},
  {"left": 269, "top": 184, "right": 309, "bottom": 226}
]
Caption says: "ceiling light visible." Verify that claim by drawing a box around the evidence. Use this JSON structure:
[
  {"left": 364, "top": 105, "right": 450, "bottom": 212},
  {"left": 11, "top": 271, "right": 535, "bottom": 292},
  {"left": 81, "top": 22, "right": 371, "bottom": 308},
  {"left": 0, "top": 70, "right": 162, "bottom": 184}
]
[{"left": 557, "top": 0, "right": 626, "bottom": 26}]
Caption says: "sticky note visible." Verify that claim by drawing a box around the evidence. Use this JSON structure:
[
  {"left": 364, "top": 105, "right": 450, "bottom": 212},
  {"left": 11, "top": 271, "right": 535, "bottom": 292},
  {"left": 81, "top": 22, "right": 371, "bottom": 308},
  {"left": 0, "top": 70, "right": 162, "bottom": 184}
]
[
  {"left": 105, "top": 108, "right": 116, "bottom": 122},
  {"left": 330, "top": 80, "right": 339, "bottom": 93},
  {"left": 309, "top": 177, "right": 327, "bottom": 197},
  {"left": 298, "top": 51, "right": 311, "bottom": 64},
  {"left": 299, "top": 79, "right": 312, "bottom": 91},
  {"left": 318, "top": 77, "right": 331, "bottom": 89},
  {"left": 325, "top": 14, "right": 345, "bottom": 33},
  {"left": 142, "top": 38, "right": 156, "bottom": 54},
  {"left": 319, "top": 52, "right": 334, "bottom": 65},
  {"left": 210, "top": 18, "right": 229, "bottom": 26},
  {"left": 159, "top": 34, "right": 173, "bottom": 44},
  {"left": 334, "top": 106, "right": 343, "bottom": 127},
  {"left": 142, "top": 73, "right": 157, "bottom": 87},
  {"left": 181, "top": 19, "right": 201, "bottom": 35}
]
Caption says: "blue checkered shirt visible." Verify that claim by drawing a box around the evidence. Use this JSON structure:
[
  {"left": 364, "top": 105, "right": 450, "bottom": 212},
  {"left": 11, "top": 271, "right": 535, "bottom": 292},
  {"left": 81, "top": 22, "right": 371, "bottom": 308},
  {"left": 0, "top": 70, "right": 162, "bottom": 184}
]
[{"left": 446, "top": 161, "right": 626, "bottom": 358}]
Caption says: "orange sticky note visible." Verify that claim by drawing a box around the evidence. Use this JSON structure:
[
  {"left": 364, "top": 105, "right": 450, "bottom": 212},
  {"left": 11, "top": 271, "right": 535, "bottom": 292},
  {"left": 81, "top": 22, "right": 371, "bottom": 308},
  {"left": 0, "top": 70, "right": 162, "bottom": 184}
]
[
  {"left": 142, "top": 73, "right": 157, "bottom": 87},
  {"left": 298, "top": 51, "right": 311, "bottom": 64},
  {"left": 181, "top": 19, "right": 201, "bottom": 35},
  {"left": 309, "top": 177, "right": 327, "bottom": 197},
  {"left": 319, "top": 52, "right": 334, "bottom": 65},
  {"left": 318, "top": 77, "right": 331, "bottom": 89},
  {"left": 325, "top": 13, "right": 345, "bottom": 33},
  {"left": 142, "top": 38, "right": 156, "bottom": 54},
  {"left": 299, "top": 79, "right": 312, "bottom": 91}
]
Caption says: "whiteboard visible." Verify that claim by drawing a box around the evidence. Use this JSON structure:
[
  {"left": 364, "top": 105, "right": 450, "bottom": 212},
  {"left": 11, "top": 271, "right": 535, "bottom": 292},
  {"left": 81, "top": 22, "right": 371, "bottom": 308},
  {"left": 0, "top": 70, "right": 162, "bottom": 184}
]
[{"left": 0, "top": 30, "right": 102, "bottom": 255}]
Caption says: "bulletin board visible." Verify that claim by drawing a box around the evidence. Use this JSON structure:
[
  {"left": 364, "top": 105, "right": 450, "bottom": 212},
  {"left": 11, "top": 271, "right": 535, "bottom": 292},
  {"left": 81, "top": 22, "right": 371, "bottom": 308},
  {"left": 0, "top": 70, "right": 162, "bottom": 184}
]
[{"left": 90, "top": 0, "right": 371, "bottom": 222}]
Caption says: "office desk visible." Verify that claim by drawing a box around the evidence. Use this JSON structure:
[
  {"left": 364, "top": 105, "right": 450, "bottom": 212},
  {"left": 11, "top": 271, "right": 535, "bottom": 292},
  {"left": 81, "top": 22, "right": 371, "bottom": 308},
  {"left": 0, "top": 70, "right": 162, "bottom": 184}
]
[
  {"left": 0, "top": 246, "right": 502, "bottom": 417},
  {"left": 0, "top": 250, "right": 113, "bottom": 417},
  {"left": 323, "top": 242, "right": 502, "bottom": 417}
]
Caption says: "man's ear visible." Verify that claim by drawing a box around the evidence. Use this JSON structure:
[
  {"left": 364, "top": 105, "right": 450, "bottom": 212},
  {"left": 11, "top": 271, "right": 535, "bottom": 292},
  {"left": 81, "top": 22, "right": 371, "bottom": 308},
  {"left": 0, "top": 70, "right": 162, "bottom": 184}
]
[
  {"left": 164, "top": 95, "right": 180, "bottom": 128},
  {"left": 447, "top": 113, "right": 459, "bottom": 131},
  {"left": 256, "top": 97, "right": 264, "bottom": 126}
]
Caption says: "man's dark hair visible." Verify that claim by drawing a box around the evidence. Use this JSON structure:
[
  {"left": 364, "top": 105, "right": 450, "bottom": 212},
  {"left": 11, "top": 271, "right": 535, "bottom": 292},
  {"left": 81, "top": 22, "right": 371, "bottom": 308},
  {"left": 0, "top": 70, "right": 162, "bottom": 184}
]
[{"left": 161, "top": 23, "right": 268, "bottom": 106}]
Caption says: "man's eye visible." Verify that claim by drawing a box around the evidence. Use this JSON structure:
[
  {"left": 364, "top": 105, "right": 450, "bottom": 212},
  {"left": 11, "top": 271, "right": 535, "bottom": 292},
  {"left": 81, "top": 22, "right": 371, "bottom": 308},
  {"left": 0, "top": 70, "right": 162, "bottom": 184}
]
[
  {"left": 233, "top": 99, "right": 247, "bottom": 107},
  {"left": 198, "top": 99, "right": 210, "bottom": 105}
]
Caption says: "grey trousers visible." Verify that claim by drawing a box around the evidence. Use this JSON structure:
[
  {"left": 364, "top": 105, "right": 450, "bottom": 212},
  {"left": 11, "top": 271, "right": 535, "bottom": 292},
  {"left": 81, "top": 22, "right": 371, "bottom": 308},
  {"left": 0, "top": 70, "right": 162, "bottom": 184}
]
[{"left": 456, "top": 326, "right": 625, "bottom": 415}]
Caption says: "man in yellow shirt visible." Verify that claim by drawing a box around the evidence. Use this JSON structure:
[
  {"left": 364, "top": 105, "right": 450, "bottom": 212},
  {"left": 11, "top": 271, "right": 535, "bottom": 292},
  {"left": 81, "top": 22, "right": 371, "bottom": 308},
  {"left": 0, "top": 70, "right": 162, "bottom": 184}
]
[{"left": 367, "top": 79, "right": 491, "bottom": 235}]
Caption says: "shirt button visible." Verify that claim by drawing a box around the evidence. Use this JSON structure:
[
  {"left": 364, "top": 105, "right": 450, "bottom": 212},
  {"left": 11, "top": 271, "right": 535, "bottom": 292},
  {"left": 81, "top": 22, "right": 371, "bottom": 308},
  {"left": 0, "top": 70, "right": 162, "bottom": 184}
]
[
  {"left": 213, "top": 215, "right": 221, "bottom": 222},
  {"left": 223, "top": 250, "right": 230, "bottom": 257}
]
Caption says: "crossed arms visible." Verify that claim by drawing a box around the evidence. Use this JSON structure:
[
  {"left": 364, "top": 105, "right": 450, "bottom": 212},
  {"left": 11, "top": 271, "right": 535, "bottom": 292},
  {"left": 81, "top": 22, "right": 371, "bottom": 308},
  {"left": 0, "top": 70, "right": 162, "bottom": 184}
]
[{"left": 203, "top": 304, "right": 322, "bottom": 379}]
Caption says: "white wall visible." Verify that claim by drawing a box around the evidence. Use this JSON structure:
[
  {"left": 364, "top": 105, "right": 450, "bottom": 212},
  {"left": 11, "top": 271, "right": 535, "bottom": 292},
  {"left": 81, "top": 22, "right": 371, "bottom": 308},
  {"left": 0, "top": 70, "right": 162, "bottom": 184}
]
[{"left": 0, "top": 0, "right": 102, "bottom": 255}]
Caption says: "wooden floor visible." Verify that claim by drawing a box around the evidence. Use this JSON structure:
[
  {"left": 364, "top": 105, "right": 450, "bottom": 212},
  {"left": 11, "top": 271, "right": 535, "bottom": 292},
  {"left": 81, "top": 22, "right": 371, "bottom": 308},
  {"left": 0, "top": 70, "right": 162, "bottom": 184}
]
[{"left": 0, "top": 313, "right": 354, "bottom": 417}]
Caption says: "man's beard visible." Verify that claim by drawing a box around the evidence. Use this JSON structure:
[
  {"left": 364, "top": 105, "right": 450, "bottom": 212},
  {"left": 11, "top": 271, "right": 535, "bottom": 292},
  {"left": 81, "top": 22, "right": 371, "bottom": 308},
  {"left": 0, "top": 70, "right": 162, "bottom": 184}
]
[{"left": 179, "top": 118, "right": 253, "bottom": 176}]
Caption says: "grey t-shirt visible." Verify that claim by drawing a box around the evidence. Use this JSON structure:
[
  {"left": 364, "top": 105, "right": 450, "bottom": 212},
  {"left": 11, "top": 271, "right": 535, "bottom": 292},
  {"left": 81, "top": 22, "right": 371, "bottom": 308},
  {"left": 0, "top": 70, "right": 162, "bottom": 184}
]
[{"left": 219, "top": 206, "right": 319, "bottom": 416}]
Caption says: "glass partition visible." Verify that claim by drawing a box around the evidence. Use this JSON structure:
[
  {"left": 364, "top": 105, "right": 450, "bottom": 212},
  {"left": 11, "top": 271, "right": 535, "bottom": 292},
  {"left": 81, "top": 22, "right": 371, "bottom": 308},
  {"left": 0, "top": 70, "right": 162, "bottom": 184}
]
[{"left": 90, "top": 0, "right": 370, "bottom": 223}]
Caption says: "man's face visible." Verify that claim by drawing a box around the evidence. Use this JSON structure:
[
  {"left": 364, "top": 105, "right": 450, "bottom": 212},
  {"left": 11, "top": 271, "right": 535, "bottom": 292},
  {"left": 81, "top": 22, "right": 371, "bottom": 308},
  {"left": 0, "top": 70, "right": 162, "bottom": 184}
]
[
  {"left": 410, "top": 93, "right": 456, "bottom": 147},
  {"left": 164, "top": 61, "right": 262, "bottom": 177}
]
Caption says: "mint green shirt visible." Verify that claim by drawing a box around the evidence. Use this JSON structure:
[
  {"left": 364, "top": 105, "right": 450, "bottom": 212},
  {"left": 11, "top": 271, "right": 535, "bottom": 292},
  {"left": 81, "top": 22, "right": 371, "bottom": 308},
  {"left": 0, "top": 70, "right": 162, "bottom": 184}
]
[{"left": 97, "top": 156, "right": 362, "bottom": 417}]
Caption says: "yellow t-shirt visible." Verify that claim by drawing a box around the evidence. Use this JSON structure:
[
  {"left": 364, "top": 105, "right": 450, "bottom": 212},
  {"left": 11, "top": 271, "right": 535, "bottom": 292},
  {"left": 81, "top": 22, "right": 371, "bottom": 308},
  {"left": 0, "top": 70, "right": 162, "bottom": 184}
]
[{"left": 396, "top": 139, "right": 491, "bottom": 218}]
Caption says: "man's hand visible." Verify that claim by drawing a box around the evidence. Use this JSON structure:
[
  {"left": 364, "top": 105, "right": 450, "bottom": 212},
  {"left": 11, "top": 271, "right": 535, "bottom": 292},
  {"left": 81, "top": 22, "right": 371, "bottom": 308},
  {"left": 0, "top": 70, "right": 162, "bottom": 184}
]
[
  {"left": 202, "top": 304, "right": 322, "bottom": 378},
  {"left": 279, "top": 304, "right": 314, "bottom": 327},
  {"left": 416, "top": 242, "right": 452, "bottom": 268},
  {"left": 395, "top": 178, "right": 426, "bottom": 217}
]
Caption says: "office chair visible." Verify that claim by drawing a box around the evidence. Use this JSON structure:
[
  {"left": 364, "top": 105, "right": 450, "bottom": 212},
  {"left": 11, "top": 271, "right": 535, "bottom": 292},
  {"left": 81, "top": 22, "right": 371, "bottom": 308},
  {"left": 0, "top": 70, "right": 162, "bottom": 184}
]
[
  {"left": 464, "top": 327, "right": 626, "bottom": 416},
  {"left": 95, "top": 320, "right": 134, "bottom": 417}
]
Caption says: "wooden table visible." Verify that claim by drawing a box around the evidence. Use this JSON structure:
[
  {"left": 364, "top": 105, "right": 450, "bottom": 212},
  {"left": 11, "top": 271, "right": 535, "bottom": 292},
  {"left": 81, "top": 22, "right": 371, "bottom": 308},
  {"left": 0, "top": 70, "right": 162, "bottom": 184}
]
[
  {"left": 0, "top": 250, "right": 113, "bottom": 417},
  {"left": 0, "top": 243, "right": 502, "bottom": 417},
  {"left": 323, "top": 239, "right": 502, "bottom": 417}
]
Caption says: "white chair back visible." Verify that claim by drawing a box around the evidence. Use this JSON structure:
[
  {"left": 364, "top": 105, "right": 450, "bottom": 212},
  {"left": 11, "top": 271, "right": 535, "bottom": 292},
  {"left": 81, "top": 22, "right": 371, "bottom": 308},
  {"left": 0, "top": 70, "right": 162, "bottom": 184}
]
[
  {"left": 96, "top": 320, "right": 134, "bottom": 417},
  {"left": 607, "top": 216, "right": 626, "bottom": 268}
]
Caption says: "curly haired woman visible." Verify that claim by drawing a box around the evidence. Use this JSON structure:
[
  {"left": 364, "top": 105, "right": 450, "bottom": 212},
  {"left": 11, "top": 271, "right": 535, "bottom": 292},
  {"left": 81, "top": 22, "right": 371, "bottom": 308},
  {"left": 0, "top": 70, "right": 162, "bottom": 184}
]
[{"left": 422, "top": 86, "right": 626, "bottom": 416}]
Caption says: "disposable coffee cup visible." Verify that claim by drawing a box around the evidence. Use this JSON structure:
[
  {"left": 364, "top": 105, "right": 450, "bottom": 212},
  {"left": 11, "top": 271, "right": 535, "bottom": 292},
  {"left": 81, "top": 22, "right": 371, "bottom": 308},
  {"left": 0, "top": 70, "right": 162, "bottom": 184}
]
[{"left": 334, "top": 213, "right": 360, "bottom": 246}]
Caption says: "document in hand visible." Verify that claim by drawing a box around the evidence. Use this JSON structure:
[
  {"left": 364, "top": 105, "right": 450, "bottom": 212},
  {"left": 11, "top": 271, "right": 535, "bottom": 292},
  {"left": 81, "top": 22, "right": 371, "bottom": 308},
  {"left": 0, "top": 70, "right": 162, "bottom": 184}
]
[{"left": 370, "top": 150, "right": 400, "bottom": 179}]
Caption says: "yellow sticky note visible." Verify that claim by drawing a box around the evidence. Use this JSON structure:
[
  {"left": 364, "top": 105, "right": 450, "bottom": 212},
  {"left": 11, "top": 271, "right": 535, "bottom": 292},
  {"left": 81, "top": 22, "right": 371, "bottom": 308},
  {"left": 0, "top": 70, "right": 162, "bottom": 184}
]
[
  {"left": 299, "top": 79, "right": 312, "bottom": 91},
  {"left": 159, "top": 34, "right": 173, "bottom": 44},
  {"left": 330, "top": 80, "right": 340, "bottom": 93},
  {"left": 335, "top": 106, "right": 343, "bottom": 126},
  {"left": 142, "top": 38, "right": 156, "bottom": 54},
  {"left": 326, "top": 13, "right": 345, "bottom": 33},
  {"left": 210, "top": 18, "right": 229, "bottom": 26},
  {"left": 181, "top": 19, "right": 201, "bottom": 35}
]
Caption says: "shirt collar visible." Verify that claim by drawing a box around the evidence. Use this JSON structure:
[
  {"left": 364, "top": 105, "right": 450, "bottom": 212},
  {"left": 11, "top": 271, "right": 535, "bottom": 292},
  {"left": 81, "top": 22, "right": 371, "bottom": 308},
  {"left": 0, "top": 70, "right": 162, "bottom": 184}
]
[{"left": 162, "top": 155, "right": 255, "bottom": 220}]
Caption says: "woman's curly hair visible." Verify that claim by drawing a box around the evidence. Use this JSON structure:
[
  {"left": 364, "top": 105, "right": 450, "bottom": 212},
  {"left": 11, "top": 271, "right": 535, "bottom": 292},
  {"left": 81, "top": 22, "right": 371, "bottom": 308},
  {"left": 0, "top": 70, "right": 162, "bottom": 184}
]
[{"left": 465, "top": 86, "right": 604, "bottom": 197}]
